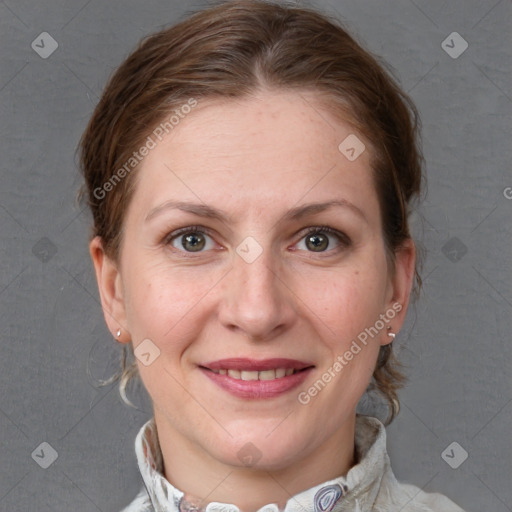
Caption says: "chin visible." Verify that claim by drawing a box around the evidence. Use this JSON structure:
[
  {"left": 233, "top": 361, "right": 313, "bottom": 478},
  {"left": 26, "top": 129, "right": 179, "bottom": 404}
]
[{"left": 208, "top": 423, "right": 312, "bottom": 471}]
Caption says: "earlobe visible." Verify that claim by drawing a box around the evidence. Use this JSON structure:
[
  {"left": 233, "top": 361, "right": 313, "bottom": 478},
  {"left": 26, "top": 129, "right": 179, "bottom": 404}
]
[
  {"left": 89, "top": 236, "right": 129, "bottom": 342},
  {"left": 383, "top": 239, "right": 416, "bottom": 342}
]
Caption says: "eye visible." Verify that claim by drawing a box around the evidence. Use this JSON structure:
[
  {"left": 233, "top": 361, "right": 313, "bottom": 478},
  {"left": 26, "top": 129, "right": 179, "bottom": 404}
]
[
  {"left": 167, "top": 227, "right": 216, "bottom": 252},
  {"left": 295, "top": 226, "right": 350, "bottom": 253}
]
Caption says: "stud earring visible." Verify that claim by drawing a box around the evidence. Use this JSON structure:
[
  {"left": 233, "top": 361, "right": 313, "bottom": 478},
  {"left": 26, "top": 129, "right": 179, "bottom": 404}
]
[
  {"left": 116, "top": 328, "right": 121, "bottom": 338},
  {"left": 387, "top": 326, "right": 396, "bottom": 339}
]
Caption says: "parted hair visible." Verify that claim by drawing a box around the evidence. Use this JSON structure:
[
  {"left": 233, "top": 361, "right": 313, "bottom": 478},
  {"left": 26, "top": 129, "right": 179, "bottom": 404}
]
[{"left": 79, "top": 0, "right": 424, "bottom": 424}]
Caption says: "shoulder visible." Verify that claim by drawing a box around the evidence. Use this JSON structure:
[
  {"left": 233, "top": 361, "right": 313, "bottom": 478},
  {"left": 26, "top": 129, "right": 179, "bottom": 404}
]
[
  {"left": 395, "top": 482, "right": 467, "bottom": 512},
  {"left": 119, "top": 487, "right": 154, "bottom": 512},
  {"left": 350, "top": 416, "right": 466, "bottom": 511},
  {"left": 376, "top": 471, "right": 467, "bottom": 512}
]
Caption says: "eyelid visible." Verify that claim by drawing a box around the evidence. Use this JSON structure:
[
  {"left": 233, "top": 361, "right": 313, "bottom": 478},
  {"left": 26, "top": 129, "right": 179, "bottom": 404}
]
[
  {"left": 162, "top": 225, "right": 222, "bottom": 256},
  {"left": 297, "top": 225, "right": 351, "bottom": 246},
  {"left": 163, "top": 225, "right": 214, "bottom": 244}
]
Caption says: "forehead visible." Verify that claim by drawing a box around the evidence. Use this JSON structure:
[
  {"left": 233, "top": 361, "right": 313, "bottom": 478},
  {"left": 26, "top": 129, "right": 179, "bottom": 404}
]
[{"left": 129, "top": 90, "right": 379, "bottom": 222}]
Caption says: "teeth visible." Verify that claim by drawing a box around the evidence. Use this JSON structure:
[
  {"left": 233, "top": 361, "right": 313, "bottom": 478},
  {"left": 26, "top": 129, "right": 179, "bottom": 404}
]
[
  {"left": 259, "top": 369, "right": 276, "bottom": 380},
  {"left": 216, "top": 368, "right": 297, "bottom": 380},
  {"left": 240, "top": 370, "right": 259, "bottom": 381}
]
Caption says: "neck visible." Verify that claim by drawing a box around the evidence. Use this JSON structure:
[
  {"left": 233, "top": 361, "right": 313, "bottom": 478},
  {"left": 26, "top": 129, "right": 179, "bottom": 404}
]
[{"left": 153, "top": 409, "right": 356, "bottom": 512}]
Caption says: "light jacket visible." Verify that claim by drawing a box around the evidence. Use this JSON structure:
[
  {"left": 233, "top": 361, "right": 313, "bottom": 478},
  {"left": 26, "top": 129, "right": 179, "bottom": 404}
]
[{"left": 120, "top": 415, "right": 466, "bottom": 512}]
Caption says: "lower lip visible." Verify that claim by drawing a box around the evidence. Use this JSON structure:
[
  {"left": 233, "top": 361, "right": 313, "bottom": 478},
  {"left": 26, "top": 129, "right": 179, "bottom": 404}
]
[{"left": 200, "top": 368, "right": 313, "bottom": 399}]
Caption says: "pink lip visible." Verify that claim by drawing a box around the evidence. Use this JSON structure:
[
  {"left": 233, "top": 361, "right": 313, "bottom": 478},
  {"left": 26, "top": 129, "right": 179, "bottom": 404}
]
[{"left": 199, "top": 358, "right": 314, "bottom": 399}]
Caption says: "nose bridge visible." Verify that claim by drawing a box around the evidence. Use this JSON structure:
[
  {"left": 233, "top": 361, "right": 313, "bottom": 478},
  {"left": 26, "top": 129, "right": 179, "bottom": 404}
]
[
  {"left": 238, "top": 247, "right": 277, "bottom": 298},
  {"left": 219, "top": 237, "right": 293, "bottom": 339},
  {"left": 235, "top": 240, "right": 280, "bottom": 308},
  {"left": 233, "top": 233, "right": 277, "bottom": 289}
]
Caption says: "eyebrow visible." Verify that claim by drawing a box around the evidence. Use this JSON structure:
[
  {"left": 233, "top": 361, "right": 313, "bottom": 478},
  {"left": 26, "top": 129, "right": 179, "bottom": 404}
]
[{"left": 145, "top": 199, "right": 367, "bottom": 224}]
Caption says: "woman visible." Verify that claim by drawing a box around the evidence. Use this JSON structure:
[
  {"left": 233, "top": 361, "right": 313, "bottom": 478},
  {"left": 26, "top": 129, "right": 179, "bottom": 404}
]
[{"left": 79, "top": 1, "right": 466, "bottom": 510}]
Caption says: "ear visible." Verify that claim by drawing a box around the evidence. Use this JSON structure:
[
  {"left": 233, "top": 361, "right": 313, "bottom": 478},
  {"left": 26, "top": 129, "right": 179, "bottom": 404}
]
[
  {"left": 89, "top": 236, "right": 130, "bottom": 343},
  {"left": 382, "top": 238, "right": 416, "bottom": 345}
]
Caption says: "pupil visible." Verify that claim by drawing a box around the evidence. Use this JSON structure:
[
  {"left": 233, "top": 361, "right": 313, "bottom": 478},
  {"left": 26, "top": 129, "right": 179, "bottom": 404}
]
[
  {"left": 307, "top": 233, "right": 328, "bottom": 252},
  {"left": 183, "top": 233, "right": 205, "bottom": 251}
]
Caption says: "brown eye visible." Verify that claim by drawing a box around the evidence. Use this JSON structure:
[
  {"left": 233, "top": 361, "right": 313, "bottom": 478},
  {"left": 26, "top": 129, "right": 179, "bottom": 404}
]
[
  {"left": 169, "top": 230, "right": 214, "bottom": 252},
  {"left": 182, "top": 233, "right": 205, "bottom": 251},
  {"left": 295, "top": 226, "right": 350, "bottom": 254},
  {"left": 305, "top": 233, "right": 329, "bottom": 252}
]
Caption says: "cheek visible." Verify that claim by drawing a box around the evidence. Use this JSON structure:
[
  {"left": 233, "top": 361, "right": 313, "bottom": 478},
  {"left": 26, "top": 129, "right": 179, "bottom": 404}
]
[
  {"left": 289, "top": 258, "right": 389, "bottom": 344},
  {"left": 123, "top": 258, "right": 219, "bottom": 346},
  {"left": 122, "top": 261, "right": 221, "bottom": 402}
]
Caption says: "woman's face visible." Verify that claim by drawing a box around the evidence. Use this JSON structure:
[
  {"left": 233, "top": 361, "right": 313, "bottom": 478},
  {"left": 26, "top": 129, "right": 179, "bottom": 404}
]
[{"left": 93, "top": 90, "right": 414, "bottom": 471}]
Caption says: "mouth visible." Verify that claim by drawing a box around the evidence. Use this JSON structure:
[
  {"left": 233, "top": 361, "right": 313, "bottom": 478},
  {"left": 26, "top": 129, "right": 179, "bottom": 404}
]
[
  {"left": 199, "top": 358, "right": 314, "bottom": 399},
  {"left": 210, "top": 367, "right": 299, "bottom": 380}
]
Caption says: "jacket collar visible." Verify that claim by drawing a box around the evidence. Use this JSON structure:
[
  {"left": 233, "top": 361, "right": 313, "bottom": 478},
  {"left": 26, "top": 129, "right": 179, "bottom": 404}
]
[{"left": 134, "top": 414, "right": 389, "bottom": 512}]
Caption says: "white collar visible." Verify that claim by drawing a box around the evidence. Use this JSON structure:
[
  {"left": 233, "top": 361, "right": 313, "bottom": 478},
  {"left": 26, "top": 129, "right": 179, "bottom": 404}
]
[{"left": 133, "top": 414, "right": 389, "bottom": 512}]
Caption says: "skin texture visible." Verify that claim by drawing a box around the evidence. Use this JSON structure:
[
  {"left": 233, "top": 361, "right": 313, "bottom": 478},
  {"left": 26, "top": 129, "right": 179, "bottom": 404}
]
[{"left": 90, "top": 90, "right": 415, "bottom": 512}]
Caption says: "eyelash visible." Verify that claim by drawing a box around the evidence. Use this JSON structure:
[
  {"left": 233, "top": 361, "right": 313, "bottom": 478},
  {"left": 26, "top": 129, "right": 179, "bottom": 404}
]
[
  {"left": 300, "top": 226, "right": 351, "bottom": 249},
  {"left": 163, "top": 225, "right": 351, "bottom": 255}
]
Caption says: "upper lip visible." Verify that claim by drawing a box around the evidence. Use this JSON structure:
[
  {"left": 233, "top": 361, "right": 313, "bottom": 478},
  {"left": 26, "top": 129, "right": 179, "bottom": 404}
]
[{"left": 200, "top": 358, "right": 314, "bottom": 372}]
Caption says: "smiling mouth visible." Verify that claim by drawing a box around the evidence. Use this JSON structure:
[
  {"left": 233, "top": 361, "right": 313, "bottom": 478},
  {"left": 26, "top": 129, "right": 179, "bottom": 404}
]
[
  {"left": 207, "top": 367, "right": 302, "bottom": 381},
  {"left": 199, "top": 358, "right": 314, "bottom": 397}
]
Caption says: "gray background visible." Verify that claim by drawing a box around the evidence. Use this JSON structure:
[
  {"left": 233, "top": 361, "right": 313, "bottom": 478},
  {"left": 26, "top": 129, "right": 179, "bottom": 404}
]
[{"left": 0, "top": 0, "right": 510, "bottom": 511}]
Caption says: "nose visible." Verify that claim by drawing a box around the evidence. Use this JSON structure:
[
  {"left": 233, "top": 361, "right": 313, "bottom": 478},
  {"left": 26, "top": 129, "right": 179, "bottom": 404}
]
[{"left": 217, "top": 244, "right": 297, "bottom": 341}]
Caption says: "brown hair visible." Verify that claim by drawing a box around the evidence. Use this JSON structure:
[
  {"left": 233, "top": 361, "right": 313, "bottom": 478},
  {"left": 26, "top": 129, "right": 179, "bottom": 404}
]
[{"left": 80, "top": 0, "right": 423, "bottom": 424}]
